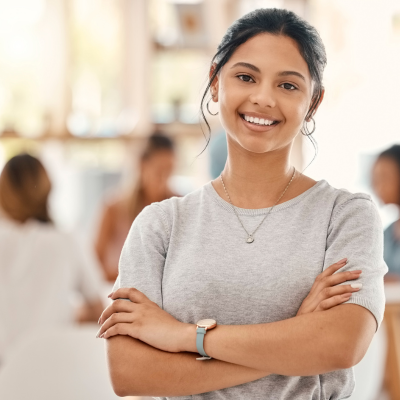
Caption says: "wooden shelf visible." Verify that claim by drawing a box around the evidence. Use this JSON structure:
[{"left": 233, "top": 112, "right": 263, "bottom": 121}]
[{"left": 0, "top": 122, "right": 213, "bottom": 142}]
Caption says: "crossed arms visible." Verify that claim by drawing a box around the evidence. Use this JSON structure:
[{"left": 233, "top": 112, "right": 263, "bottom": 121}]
[{"left": 105, "top": 301, "right": 375, "bottom": 397}]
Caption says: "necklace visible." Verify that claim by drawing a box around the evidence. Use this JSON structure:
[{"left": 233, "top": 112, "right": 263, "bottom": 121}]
[{"left": 220, "top": 167, "right": 296, "bottom": 244}]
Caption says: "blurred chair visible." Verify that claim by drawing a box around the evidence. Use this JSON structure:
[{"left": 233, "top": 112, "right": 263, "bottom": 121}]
[
  {"left": 347, "top": 321, "right": 387, "bottom": 400},
  {"left": 0, "top": 325, "right": 146, "bottom": 400}
]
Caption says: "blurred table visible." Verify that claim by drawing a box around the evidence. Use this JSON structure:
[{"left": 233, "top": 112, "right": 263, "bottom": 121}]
[
  {"left": 126, "top": 397, "right": 152, "bottom": 400},
  {"left": 385, "top": 283, "right": 400, "bottom": 304},
  {"left": 384, "top": 283, "right": 400, "bottom": 400}
]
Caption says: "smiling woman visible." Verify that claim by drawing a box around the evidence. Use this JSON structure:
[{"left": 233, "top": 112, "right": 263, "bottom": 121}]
[
  {"left": 208, "top": 33, "right": 316, "bottom": 155},
  {"left": 99, "top": 8, "right": 387, "bottom": 400}
]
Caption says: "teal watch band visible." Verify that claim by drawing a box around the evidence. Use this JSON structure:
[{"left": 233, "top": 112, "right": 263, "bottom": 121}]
[{"left": 196, "top": 327, "right": 210, "bottom": 358}]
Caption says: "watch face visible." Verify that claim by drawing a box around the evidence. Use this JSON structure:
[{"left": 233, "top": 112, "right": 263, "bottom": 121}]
[{"left": 197, "top": 319, "right": 217, "bottom": 329}]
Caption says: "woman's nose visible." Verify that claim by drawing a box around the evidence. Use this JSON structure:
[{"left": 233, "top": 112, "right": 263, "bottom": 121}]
[{"left": 249, "top": 85, "right": 276, "bottom": 108}]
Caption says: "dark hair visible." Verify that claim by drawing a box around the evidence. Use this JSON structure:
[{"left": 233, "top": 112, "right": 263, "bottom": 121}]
[
  {"left": 378, "top": 145, "right": 400, "bottom": 175},
  {"left": 200, "top": 8, "right": 327, "bottom": 150},
  {"left": 0, "top": 154, "right": 52, "bottom": 223},
  {"left": 127, "top": 132, "right": 175, "bottom": 220},
  {"left": 141, "top": 132, "right": 175, "bottom": 161}
]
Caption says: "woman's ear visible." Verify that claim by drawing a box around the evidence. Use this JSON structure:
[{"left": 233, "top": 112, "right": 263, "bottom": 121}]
[
  {"left": 209, "top": 63, "right": 219, "bottom": 102},
  {"left": 306, "top": 88, "right": 325, "bottom": 121}
]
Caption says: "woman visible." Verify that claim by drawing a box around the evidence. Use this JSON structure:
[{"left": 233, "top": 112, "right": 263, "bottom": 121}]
[
  {"left": 0, "top": 154, "right": 104, "bottom": 364},
  {"left": 95, "top": 132, "right": 176, "bottom": 282},
  {"left": 98, "top": 9, "right": 386, "bottom": 399},
  {"left": 372, "top": 144, "right": 400, "bottom": 280}
]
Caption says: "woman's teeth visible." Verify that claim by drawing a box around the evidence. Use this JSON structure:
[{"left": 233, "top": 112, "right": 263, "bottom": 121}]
[{"left": 243, "top": 114, "right": 276, "bottom": 126}]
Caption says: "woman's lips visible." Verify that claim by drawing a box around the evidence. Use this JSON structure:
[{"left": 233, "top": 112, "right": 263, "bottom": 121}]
[{"left": 239, "top": 113, "right": 280, "bottom": 132}]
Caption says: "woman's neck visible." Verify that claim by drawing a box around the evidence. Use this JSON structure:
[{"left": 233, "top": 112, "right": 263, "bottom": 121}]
[{"left": 212, "top": 141, "right": 315, "bottom": 209}]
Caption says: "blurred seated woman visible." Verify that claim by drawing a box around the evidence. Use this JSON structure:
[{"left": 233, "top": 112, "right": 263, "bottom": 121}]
[
  {"left": 372, "top": 144, "right": 400, "bottom": 281},
  {"left": 0, "top": 154, "right": 104, "bottom": 365},
  {"left": 95, "top": 132, "right": 176, "bottom": 282}
]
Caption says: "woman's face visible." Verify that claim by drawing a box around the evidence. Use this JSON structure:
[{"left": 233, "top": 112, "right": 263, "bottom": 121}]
[
  {"left": 372, "top": 157, "right": 400, "bottom": 205},
  {"left": 141, "top": 150, "right": 175, "bottom": 200},
  {"left": 210, "top": 33, "right": 321, "bottom": 154}
]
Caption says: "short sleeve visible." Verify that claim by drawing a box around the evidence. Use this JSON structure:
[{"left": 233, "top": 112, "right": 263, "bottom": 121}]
[
  {"left": 323, "top": 196, "right": 388, "bottom": 329},
  {"left": 112, "top": 204, "right": 170, "bottom": 308}
]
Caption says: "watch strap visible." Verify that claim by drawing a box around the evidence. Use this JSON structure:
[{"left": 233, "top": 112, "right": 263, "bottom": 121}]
[{"left": 196, "top": 327, "right": 211, "bottom": 359}]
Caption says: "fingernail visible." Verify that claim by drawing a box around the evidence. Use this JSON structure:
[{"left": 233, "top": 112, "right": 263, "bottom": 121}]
[
  {"left": 95, "top": 328, "right": 102, "bottom": 338},
  {"left": 351, "top": 270, "right": 362, "bottom": 274},
  {"left": 100, "top": 333, "right": 105, "bottom": 339},
  {"left": 108, "top": 292, "right": 114, "bottom": 298},
  {"left": 351, "top": 283, "right": 362, "bottom": 289},
  {"left": 338, "top": 258, "right": 347, "bottom": 264},
  {"left": 97, "top": 317, "right": 101, "bottom": 325}
]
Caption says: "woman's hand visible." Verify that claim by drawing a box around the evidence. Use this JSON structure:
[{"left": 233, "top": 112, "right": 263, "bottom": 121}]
[
  {"left": 97, "top": 259, "right": 362, "bottom": 353},
  {"left": 297, "top": 258, "right": 362, "bottom": 316},
  {"left": 96, "top": 288, "right": 189, "bottom": 353}
]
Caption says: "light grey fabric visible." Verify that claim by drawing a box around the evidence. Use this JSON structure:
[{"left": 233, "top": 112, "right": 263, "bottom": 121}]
[{"left": 113, "top": 180, "right": 387, "bottom": 400}]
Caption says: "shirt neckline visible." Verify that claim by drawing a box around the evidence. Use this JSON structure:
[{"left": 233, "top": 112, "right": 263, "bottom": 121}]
[{"left": 205, "top": 179, "right": 327, "bottom": 216}]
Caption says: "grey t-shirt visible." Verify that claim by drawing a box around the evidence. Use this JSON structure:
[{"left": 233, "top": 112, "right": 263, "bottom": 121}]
[{"left": 114, "top": 180, "right": 387, "bottom": 400}]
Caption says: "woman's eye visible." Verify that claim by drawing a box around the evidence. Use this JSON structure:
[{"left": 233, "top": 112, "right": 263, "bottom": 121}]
[
  {"left": 237, "top": 74, "right": 254, "bottom": 83},
  {"left": 280, "top": 83, "right": 297, "bottom": 90}
]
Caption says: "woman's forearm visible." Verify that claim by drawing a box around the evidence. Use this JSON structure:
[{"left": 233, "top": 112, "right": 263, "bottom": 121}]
[
  {"left": 181, "top": 304, "right": 375, "bottom": 376},
  {"left": 106, "top": 335, "right": 269, "bottom": 397}
]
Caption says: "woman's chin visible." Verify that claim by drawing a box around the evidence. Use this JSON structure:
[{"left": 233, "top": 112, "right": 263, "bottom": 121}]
[{"left": 235, "top": 137, "right": 279, "bottom": 154}]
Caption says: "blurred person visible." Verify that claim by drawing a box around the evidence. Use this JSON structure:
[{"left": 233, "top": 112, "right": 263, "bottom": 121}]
[
  {"left": 98, "top": 9, "right": 386, "bottom": 400},
  {"left": 209, "top": 130, "right": 228, "bottom": 179},
  {"left": 372, "top": 144, "right": 400, "bottom": 281},
  {"left": 0, "top": 154, "right": 104, "bottom": 365},
  {"left": 95, "top": 132, "right": 176, "bottom": 282}
]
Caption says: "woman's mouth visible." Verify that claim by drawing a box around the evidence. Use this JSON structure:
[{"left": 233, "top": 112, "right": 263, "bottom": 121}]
[
  {"left": 239, "top": 113, "right": 279, "bottom": 126},
  {"left": 239, "top": 113, "right": 279, "bottom": 129}
]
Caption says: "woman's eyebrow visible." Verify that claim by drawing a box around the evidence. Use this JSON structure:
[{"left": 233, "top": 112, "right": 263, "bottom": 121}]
[
  {"left": 230, "top": 62, "right": 260, "bottom": 73},
  {"left": 278, "top": 71, "right": 306, "bottom": 81},
  {"left": 230, "top": 63, "right": 306, "bottom": 82}
]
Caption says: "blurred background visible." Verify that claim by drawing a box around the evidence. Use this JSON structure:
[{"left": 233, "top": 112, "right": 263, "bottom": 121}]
[{"left": 1, "top": 0, "right": 400, "bottom": 399}]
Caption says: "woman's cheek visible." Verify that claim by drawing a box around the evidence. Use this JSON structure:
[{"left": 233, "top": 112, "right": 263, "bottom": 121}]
[
  {"left": 284, "top": 101, "right": 308, "bottom": 130},
  {"left": 224, "top": 86, "right": 247, "bottom": 120},
  {"left": 218, "top": 97, "right": 236, "bottom": 133}
]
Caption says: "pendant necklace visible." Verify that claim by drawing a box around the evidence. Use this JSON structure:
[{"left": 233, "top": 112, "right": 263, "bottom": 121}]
[{"left": 220, "top": 167, "right": 296, "bottom": 244}]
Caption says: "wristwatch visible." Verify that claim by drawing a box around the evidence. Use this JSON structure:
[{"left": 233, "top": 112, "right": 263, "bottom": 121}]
[{"left": 196, "top": 319, "right": 217, "bottom": 360}]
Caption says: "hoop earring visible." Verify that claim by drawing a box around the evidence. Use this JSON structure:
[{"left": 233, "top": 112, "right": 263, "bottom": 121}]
[
  {"left": 301, "top": 117, "right": 316, "bottom": 136},
  {"left": 206, "top": 98, "right": 219, "bottom": 116}
]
